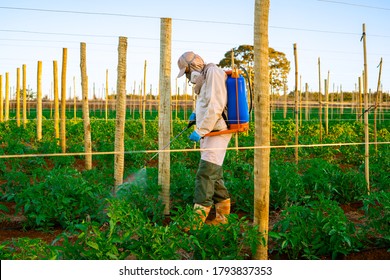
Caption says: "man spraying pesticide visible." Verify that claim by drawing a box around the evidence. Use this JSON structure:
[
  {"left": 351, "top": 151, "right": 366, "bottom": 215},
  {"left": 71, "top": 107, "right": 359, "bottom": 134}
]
[
  {"left": 123, "top": 51, "right": 251, "bottom": 228},
  {"left": 176, "top": 51, "right": 250, "bottom": 226}
]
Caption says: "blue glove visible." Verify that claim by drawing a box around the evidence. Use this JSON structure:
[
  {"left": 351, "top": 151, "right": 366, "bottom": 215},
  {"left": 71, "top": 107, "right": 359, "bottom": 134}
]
[
  {"left": 189, "top": 112, "right": 196, "bottom": 121},
  {"left": 189, "top": 131, "right": 201, "bottom": 142},
  {"left": 187, "top": 112, "right": 196, "bottom": 128}
]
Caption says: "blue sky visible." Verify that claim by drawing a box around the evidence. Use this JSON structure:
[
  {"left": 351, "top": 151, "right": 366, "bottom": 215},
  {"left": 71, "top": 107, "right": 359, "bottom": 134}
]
[{"left": 0, "top": 0, "right": 389, "bottom": 99}]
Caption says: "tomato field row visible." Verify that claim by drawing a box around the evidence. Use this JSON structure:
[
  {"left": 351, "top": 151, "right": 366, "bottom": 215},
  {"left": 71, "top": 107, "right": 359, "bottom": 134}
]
[{"left": 0, "top": 107, "right": 389, "bottom": 259}]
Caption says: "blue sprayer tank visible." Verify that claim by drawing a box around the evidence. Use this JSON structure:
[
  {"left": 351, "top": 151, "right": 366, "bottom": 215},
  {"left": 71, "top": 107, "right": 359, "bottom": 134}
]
[{"left": 226, "top": 73, "right": 249, "bottom": 125}]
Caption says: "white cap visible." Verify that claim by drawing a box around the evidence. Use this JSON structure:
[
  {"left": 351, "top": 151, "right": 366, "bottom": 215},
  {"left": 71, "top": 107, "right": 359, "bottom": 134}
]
[{"left": 177, "top": 51, "right": 204, "bottom": 78}]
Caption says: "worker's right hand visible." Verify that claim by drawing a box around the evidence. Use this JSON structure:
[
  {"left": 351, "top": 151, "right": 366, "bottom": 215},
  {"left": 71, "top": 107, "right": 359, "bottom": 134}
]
[{"left": 189, "top": 131, "right": 201, "bottom": 142}]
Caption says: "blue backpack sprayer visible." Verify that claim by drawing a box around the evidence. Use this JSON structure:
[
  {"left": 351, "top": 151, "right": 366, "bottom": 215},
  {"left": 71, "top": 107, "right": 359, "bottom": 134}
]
[
  {"left": 144, "top": 67, "right": 252, "bottom": 166},
  {"left": 205, "top": 67, "right": 252, "bottom": 137}
]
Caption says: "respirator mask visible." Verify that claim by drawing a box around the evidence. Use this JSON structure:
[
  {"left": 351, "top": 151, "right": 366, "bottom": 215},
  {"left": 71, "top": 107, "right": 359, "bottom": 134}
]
[{"left": 190, "top": 71, "right": 201, "bottom": 84}]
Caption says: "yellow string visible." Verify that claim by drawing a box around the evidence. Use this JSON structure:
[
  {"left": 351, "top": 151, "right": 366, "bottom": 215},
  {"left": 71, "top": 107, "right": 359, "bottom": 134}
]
[{"left": 0, "top": 141, "right": 389, "bottom": 159}]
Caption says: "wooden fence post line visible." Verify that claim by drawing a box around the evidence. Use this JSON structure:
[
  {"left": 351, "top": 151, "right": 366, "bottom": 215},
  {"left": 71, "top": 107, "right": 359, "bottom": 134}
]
[
  {"left": 305, "top": 83, "right": 309, "bottom": 120},
  {"left": 253, "top": 0, "right": 270, "bottom": 260},
  {"left": 105, "top": 69, "right": 109, "bottom": 122},
  {"left": 53, "top": 61, "right": 60, "bottom": 140},
  {"left": 80, "top": 42, "right": 93, "bottom": 170},
  {"left": 293, "top": 43, "right": 299, "bottom": 165},
  {"left": 16, "top": 67, "right": 20, "bottom": 127},
  {"left": 374, "top": 58, "right": 383, "bottom": 152},
  {"left": 5, "top": 72, "right": 9, "bottom": 121},
  {"left": 318, "top": 57, "right": 323, "bottom": 142},
  {"left": 159, "top": 17, "right": 172, "bottom": 216},
  {"left": 73, "top": 77, "right": 77, "bottom": 120},
  {"left": 143, "top": 60, "right": 147, "bottom": 136},
  {"left": 362, "top": 23, "right": 370, "bottom": 194},
  {"left": 37, "top": 61, "right": 42, "bottom": 140},
  {"left": 60, "top": 48, "right": 68, "bottom": 153},
  {"left": 22, "top": 64, "right": 27, "bottom": 127},
  {"left": 114, "top": 36, "right": 128, "bottom": 190}
]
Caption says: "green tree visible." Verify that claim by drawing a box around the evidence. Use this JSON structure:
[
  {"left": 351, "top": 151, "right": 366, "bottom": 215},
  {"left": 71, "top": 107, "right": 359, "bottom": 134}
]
[{"left": 218, "top": 45, "right": 290, "bottom": 93}]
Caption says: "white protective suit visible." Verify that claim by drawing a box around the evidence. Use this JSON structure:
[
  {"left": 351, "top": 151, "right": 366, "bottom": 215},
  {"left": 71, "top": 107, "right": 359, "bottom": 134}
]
[{"left": 195, "top": 64, "right": 232, "bottom": 166}]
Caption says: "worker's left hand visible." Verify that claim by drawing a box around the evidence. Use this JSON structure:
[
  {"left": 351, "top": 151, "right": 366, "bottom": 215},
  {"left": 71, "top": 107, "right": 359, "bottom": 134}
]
[
  {"left": 187, "top": 112, "right": 196, "bottom": 128},
  {"left": 189, "top": 131, "right": 201, "bottom": 142}
]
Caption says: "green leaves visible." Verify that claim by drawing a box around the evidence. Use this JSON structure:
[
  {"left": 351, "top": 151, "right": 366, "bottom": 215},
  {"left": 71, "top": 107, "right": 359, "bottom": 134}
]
[{"left": 271, "top": 196, "right": 359, "bottom": 259}]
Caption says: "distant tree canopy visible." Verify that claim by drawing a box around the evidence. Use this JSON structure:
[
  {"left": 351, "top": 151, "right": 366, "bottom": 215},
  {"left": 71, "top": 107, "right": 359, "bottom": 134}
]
[{"left": 218, "top": 45, "right": 290, "bottom": 93}]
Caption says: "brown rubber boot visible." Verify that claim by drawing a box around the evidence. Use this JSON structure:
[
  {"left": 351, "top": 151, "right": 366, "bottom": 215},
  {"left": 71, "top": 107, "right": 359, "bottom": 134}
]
[
  {"left": 194, "top": 203, "right": 211, "bottom": 224},
  {"left": 181, "top": 204, "right": 211, "bottom": 232},
  {"left": 206, "top": 198, "right": 230, "bottom": 225}
]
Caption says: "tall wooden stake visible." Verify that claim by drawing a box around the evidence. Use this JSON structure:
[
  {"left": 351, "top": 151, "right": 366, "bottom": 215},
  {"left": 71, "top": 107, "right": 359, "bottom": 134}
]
[
  {"left": 5, "top": 73, "right": 9, "bottom": 121},
  {"left": 159, "top": 18, "right": 172, "bottom": 216},
  {"left": 36, "top": 61, "right": 42, "bottom": 140},
  {"left": 325, "top": 77, "right": 329, "bottom": 135},
  {"left": 253, "top": 0, "right": 270, "bottom": 260},
  {"left": 80, "top": 42, "right": 92, "bottom": 170},
  {"left": 293, "top": 44, "right": 299, "bottom": 164},
  {"left": 53, "top": 61, "right": 60, "bottom": 139},
  {"left": 143, "top": 60, "right": 147, "bottom": 136},
  {"left": 105, "top": 69, "right": 109, "bottom": 122},
  {"left": 114, "top": 36, "right": 128, "bottom": 190},
  {"left": 374, "top": 58, "right": 383, "bottom": 152},
  {"left": 22, "top": 64, "right": 27, "bottom": 127},
  {"left": 16, "top": 67, "right": 20, "bottom": 127},
  {"left": 73, "top": 77, "right": 77, "bottom": 120},
  {"left": 305, "top": 83, "right": 309, "bottom": 120},
  {"left": 362, "top": 23, "right": 370, "bottom": 194},
  {"left": 60, "top": 48, "right": 68, "bottom": 153},
  {"left": 318, "top": 58, "right": 323, "bottom": 142}
]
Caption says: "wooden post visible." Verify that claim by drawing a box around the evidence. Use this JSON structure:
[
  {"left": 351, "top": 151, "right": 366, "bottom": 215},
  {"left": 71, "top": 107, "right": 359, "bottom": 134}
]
[
  {"left": 16, "top": 67, "right": 20, "bottom": 127},
  {"left": 159, "top": 18, "right": 172, "bottom": 216},
  {"left": 143, "top": 60, "right": 147, "bottom": 136},
  {"left": 253, "top": 0, "right": 270, "bottom": 260},
  {"left": 283, "top": 82, "right": 287, "bottom": 118},
  {"left": 362, "top": 23, "right": 370, "bottom": 194},
  {"left": 37, "top": 61, "right": 42, "bottom": 140},
  {"left": 340, "top": 85, "right": 344, "bottom": 115},
  {"left": 357, "top": 76, "right": 362, "bottom": 121},
  {"left": 53, "top": 61, "right": 60, "bottom": 139},
  {"left": 60, "top": 48, "right": 68, "bottom": 153},
  {"left": 80, "top": 42, "right": 93, "bottom": 170},
  {"left": 22, "top": 64, "right": 27, "bottom": 127},
  {"left": 331, "top": 83, "right": 335, "bottom": 119},
  {"left": 374, "top": 58, "right": 383, "bottom": 152},
  {"left": 305, "top": 83, "right": 309, "bottom": 120},
  {"left": 105, "top": 69, "right": 109, "bottom": 122},
  {"left": 114, "top": 36, "right": 128, "bottom": 190},
  {"left": 318, "top": 58, "right": 323, "bottom": 142},
  {"left": 299, "top": 75, "right": 302, "bottom": 126},
  {"left": 5, "top": 73, "right": 9, "bottom": 121},
  {"left": 148, "top": 84, "right": 152, "bottom": 116},
  {"left": 73, "top": 77, "right": 77, "bottom": 119},
  {"left": 293, "top": 44, "right": 299, "bottom": 164},
  {"left": 325, "top": 77, "right": 329, "bottom": 135}
]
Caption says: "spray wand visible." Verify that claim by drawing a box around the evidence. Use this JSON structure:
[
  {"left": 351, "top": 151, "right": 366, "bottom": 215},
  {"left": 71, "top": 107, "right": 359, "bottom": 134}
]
[
  {"left": 144, "top": 119, "right": 196, "bottom": 166},
  {"left": 123, "top": 120, "right": 195, "bottom": 185}
]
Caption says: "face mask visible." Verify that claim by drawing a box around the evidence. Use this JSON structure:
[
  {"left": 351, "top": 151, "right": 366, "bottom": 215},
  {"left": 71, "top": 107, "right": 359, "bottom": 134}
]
[{"left": 190, "top": 71, "right": 201, "bottom": 84}]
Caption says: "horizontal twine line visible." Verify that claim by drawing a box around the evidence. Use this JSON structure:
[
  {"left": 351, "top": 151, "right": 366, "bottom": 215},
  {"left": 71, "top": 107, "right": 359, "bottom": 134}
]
[{"left": 0, "top": 141, "right": 389, "bottom": 159}]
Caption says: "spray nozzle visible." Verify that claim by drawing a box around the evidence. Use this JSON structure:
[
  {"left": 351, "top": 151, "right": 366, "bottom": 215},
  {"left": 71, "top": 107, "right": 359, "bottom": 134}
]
[{"left": 187, "top": 120, "right": 196, "bottom": 128}]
